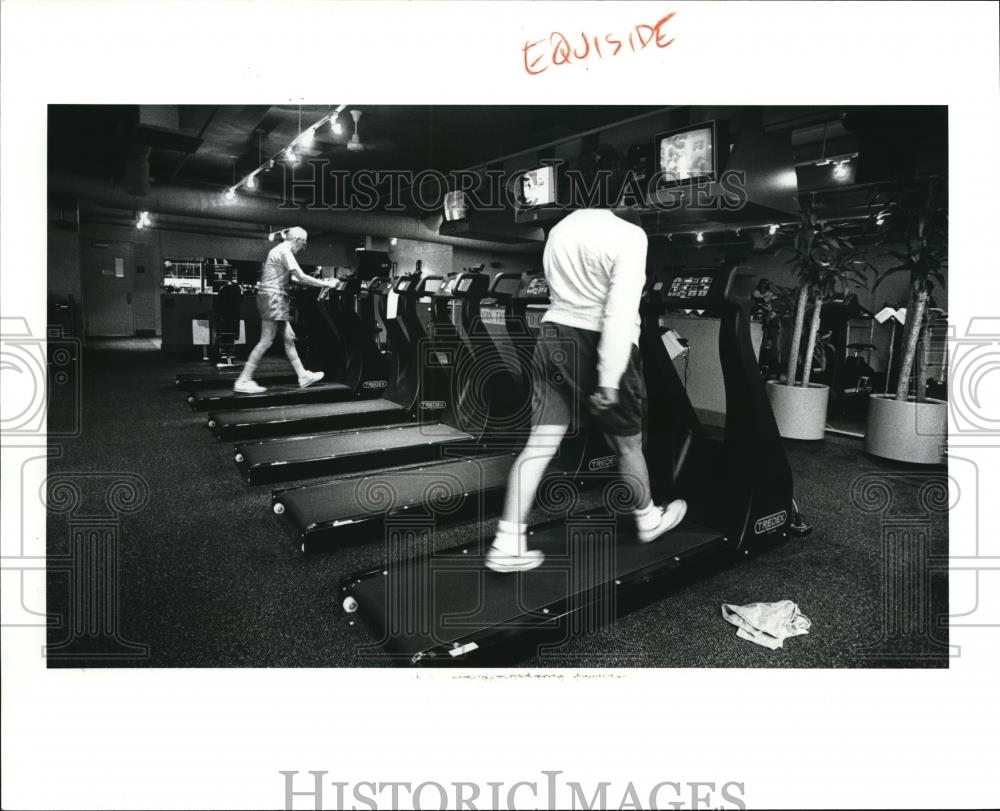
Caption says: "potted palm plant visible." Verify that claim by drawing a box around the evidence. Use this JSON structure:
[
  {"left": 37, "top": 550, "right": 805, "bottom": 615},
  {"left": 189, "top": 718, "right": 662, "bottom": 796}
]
[
  {"left": 765, "top": 200, "right": 867, "bottom": 439},
  {"left": 864, "top": 178, "right": 948, "bottom": 464}
]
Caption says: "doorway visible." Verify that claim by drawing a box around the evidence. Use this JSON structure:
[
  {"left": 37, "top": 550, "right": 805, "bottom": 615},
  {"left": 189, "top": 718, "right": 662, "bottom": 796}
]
[{"left": 82, "top": 242, "right": 134, "bottom": 336}]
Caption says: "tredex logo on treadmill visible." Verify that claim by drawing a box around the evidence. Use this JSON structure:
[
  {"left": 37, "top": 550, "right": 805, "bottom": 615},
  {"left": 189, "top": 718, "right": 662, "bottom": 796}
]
[
  {"left": 419, "top": 401, "right": 446, "bottom": 410},
  {"left": 754, "top": 510, "right": 787, "bottom": 534},
  {"left": 362, "top": 380, "right": 388, "bottom": 389},
  {"left": 588, "top": 455, "right": 617, "bottom": 472}
]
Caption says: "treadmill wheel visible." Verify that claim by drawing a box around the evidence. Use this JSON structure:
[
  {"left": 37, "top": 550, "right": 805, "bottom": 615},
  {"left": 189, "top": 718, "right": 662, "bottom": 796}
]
[
  {"left": 343, "top": 597, "right": 359, "bottom": 614},
  {"left": 235, "top": 453, "right": 244, "bottom": 463},
  {"left": 273, "top": 502, "right": 285, "bottom": 515}
]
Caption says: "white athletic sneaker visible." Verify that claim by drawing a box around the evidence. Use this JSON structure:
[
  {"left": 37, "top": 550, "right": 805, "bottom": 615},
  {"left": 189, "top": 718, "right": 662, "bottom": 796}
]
[
  {"left": 233, "top": 379, "right": 266, "bottom": 394},
  {"left": 298, "top": 370, "right": 325, "bottom": 389},
  {"left": 484, "top": 547, "right": 545, "bottom": 573},
  {"left": 636, "top": 499, "right": 688, "bottom": 544}
]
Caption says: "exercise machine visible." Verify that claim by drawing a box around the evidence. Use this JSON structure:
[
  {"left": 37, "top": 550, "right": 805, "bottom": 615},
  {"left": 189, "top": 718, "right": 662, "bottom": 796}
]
[
  {"left": 233, "top": 272, "right": 492, "bottom": 484},
  {"left": 338, "top": 264, "right": 808, "bottom": 665},
  {"left": 205, "top": 276, "right": 395, "bottom": 439},
  {"left": 270, "top": 271, "right": 616, "bottom": 551},
  {"left": 183, "top": 279, "right": 369, "bottom": 412}
]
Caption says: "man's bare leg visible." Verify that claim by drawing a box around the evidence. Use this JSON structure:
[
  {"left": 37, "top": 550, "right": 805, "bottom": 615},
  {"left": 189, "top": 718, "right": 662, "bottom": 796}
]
[{"left": 486, "top": 423, "right": 568, "bottom": 572}]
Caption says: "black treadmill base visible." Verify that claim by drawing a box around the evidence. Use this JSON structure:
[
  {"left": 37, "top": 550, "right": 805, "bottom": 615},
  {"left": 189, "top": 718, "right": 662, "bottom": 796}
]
[
  {"left": 208, "top": 403, "right": 412, "bottom": 441},
  {"left": 341, "top": 518, "right": 733, "bottom": 666},
  {"left": 186, "top": 382, "right": 356, "bottom": 412},
  {"left": 175, "top": 370, "right": 297, "bottom": 390}
]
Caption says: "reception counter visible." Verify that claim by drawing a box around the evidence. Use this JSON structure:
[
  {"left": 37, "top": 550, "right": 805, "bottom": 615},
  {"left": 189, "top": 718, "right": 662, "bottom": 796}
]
[
  {"left": 160, "top": 293, "right": 261, "bottom": 352},
  {"left": 660, "top": 314, "right": 763, "bottom": 428}
]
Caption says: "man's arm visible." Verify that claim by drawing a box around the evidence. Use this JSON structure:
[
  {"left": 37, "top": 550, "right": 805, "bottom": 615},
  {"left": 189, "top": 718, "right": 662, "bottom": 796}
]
[{"left": 595, "top": 227, "right": 648, "bottom": 391}]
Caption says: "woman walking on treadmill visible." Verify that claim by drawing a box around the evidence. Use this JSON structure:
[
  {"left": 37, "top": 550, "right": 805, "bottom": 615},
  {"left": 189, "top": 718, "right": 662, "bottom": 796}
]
[
  {"left": 234, "top": 227, "right": 337, "bottom": 394},
  {"left": 486, "top": 147, "right": 687, "bottom": 572}
]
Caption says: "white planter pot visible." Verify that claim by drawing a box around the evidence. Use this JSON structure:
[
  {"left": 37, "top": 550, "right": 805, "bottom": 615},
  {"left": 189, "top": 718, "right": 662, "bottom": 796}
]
[
  {"left": 766, "top": 381, "right": 830, "bottom": 440},
  {"left": 865, "top": 394, "right": 947, "bottom": 465}
]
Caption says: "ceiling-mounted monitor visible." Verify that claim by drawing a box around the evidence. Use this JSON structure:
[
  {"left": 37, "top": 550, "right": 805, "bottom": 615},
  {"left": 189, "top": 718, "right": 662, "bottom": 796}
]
[
  {"left": 514, "top": 165, "right": 558, "bottom": 210},
  {"left": 654, "top": 121, "right": 719, "bottom": 189},
  {"left": 443, "top": 190, "right": 468, "bottom": 222}
]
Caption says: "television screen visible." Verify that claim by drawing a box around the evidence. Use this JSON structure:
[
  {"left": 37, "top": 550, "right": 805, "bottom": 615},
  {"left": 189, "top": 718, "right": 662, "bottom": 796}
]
[
  {"left": 443, "top": 190, "right": 467, "bottom": 222},
  {"left": 656, "top": 123, "right": 716, "bottom": 186},
  {"left": 516, "top": 166, "right": 557, "bottom": 208}
]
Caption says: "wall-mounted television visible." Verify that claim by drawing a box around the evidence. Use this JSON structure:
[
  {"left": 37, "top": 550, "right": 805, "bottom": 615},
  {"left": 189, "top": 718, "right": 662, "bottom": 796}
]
[
  {"left": 443, "top": 190, "right": 468, "bottom": 222},
  {"left": 514, "top": 165, "right": 558, "bottom": 209},
  {"left": 654, "top": 121, "right": 719, "bottom": 189}
]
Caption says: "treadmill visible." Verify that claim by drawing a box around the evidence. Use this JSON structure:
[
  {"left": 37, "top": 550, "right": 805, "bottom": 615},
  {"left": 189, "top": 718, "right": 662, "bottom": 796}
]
[
  {"left": 270, "top": 271, "right": 618, "bottom": 552},
  {"left": 233, "top": 272, "right": 492, "bottom": 484},
  {"left": 183, "top": 282, "right": 362, "bottom": 412},
  {"left": 175, "top": 367, "right": 296, "bottom": 390},
  {"left": 338, "top": 264, "right": 804, "bottom": 665},
  {"left": 205, "top": 277, "right": 396, "bottom": 440}
]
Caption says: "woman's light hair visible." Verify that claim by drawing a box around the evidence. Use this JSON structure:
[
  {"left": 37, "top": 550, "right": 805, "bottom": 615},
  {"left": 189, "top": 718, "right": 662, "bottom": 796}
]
[{"left": 284, "top": 226, "right": 308, "bottom": 242}]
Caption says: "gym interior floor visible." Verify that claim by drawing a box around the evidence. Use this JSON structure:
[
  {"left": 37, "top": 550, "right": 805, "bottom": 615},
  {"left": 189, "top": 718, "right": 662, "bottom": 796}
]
[{"left": 46, "top": 341, "right": 950, "bottom": 668}]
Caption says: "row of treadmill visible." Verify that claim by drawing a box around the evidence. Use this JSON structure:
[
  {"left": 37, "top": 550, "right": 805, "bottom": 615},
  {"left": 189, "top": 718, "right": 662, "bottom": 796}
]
[{"left": 176, "top": 264, "right": 806, "bottom": 665}]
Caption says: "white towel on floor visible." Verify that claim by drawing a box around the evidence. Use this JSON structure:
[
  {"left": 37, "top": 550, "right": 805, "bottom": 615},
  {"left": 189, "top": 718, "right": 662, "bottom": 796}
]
[{"left": 721, "top": 600, "right": 811, "bottom": 650}]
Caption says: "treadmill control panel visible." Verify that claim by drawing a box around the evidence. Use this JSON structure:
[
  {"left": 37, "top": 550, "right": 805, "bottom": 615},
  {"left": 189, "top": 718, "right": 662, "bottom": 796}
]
[
  {"left": 479, "top": 306, "right": 506, "bottom": 325},
  {"left": 524, "top": 276, "right": 549, "bottom": 298},
  {"left": 666, "top": 275, "right": 714, "bottom": 300},
  {"left": 525, "top": 305, "right": 547, "bottom": 329},
  {"left": 649, "top": 266, "right": 754, "bottom": 311}
]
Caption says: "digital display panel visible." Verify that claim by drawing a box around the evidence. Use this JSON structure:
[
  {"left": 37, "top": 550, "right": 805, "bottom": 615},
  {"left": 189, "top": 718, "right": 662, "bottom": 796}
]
[
  {"left": 423, "top": 279, "right": 442, "bottom": 293},
  {"left": 457, "top": 277, "right": 473, "bottom": 292},
  {"left": 667, "top": 275, "right": 714, "bottom": 300},
  {"left": 525, "top": 277, "right": 549, "bottom": 297}
]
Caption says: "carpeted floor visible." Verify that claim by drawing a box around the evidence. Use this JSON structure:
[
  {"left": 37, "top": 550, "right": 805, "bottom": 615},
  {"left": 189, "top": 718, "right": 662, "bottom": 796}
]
[{"left": 45, "top": 341, "right": 949, "bottom": 668}]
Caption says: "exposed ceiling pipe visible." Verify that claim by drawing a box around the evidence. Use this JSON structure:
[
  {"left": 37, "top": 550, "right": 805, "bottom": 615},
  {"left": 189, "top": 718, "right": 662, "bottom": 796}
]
[{"left": 49, "top": 172, "right": 543, "bottom": 254}]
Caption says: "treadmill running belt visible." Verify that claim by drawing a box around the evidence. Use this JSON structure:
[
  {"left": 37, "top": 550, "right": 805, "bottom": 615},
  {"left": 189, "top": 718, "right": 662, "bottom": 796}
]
[
  {"left": 186, "top": 381, "right": 353, "bottom": 411},
  {"left": 345, "top": 521, "right": 724, "bottom": 663},
  {"left": 236, "top": 423, "right": 476, "bottom": 483},
  {"left": 276, "top": 453, "right": 518, "bottom": 545},
  {"left": 208, "top": 398, "right": 407, "bottom": 440},
  {"left": 175, "top": 370, "right": 297, "bottom": 389}
]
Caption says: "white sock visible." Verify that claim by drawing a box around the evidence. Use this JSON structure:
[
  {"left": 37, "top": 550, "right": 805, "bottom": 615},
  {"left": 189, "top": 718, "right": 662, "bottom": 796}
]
[
  {"left": 493, "top": 520, "right": 528, "bottom": 555},
  {"left": 634, "top": 501, "right": 660, "bottom": 531}
]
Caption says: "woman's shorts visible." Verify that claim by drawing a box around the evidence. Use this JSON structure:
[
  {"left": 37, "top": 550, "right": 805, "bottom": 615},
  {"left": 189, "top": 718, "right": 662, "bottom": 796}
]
[
  {"left": 256, "top": 290, "right": 291, "bottom": 322},
  {"left": 530, "top": 323, "right": 646, "bottom": 437}
]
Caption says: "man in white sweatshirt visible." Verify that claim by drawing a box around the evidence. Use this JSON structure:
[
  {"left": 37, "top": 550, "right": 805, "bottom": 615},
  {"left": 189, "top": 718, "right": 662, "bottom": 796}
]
[{"left": 486, "top": 147, "right": 687, "bottom": 572}]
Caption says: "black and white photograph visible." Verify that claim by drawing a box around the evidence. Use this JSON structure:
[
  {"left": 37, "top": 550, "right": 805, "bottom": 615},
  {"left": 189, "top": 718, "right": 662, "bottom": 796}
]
[
  {"left": 42, "top": 102, "right": 952, "bottom": 668},
  {"left": 3, "top": 2, "right": 999, "bottom": 810}
]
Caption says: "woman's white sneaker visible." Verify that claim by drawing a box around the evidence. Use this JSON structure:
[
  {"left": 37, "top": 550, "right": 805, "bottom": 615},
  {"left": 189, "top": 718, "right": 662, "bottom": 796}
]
[
  {"left": 637, "top": 499, "right": 688, "bottom": 543},
  {"left": 233, "top": 379, "right": 266, "bottom": 394},
  {"left": 298, "top": 370, "right": 325, "bottom": 388}
]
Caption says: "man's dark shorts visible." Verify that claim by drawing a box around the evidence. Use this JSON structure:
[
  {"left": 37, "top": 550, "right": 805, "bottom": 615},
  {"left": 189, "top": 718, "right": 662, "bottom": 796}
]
[{"left": 530, "top": 323, "right": 646, "bottom": 437}]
